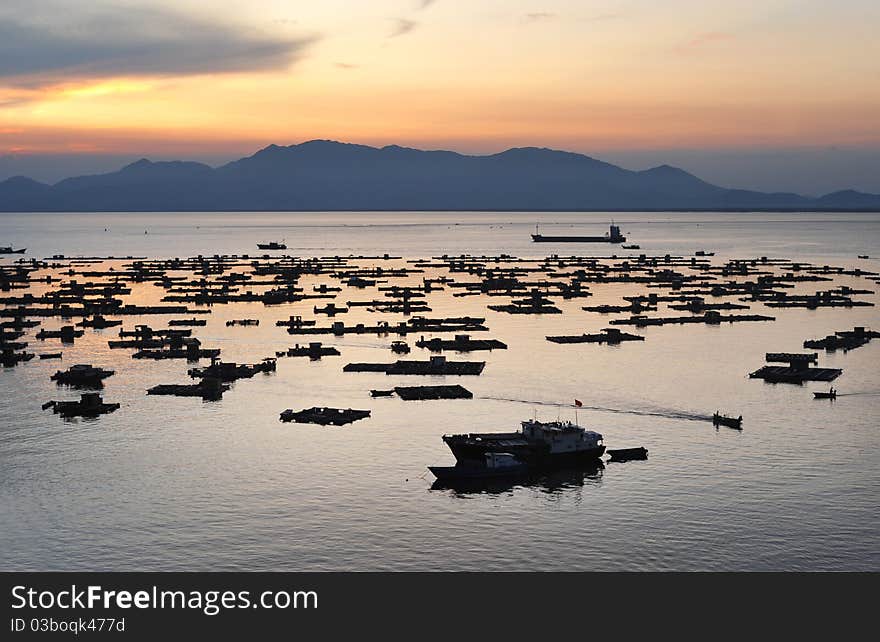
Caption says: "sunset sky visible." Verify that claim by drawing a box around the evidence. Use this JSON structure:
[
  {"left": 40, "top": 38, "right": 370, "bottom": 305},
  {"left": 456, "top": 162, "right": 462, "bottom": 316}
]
[{"left": 1, "top": 0, "right": 879, "bottom": 192}]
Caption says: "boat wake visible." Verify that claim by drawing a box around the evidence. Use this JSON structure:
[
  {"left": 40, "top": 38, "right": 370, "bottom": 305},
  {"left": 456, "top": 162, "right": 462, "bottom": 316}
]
[
  {"left": 834, "top": 391, "right": 880, "bottom": 397},
  {"left": 478, "top": 396, "right": 713, "bottom": 422}
]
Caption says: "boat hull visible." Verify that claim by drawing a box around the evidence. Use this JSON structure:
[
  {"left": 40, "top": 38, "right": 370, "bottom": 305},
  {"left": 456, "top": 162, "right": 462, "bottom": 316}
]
[
  {"left": 713, "top": 416, "right": 742, "bottom": 430},
  {"left": 430, "top": 461, "right": 605, "bottom": 491},
  {"left": 531, "top": 234, "right": 624, "bottom": 244},
  {"left": 444, "top": 437, "right": 605, "bottom": 467},
  {"left": 428, "top": 463, "right": 529, "bottom": 481}
]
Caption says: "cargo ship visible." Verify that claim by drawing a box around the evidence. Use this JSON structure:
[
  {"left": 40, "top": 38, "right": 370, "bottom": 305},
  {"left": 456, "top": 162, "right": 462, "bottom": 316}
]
[{"left": 531, "top": 224, "right": 626, "bottom": 243}]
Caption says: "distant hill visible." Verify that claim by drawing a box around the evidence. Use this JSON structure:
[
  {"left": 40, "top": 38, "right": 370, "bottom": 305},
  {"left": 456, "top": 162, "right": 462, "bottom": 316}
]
[{"left": 1, "top": 140, "right": 878, "bottom": 211}]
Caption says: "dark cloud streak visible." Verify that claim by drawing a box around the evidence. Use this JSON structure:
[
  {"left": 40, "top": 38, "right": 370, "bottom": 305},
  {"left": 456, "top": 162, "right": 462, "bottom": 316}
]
[
  {"left": 0, "top": 1, "right": 316, "bottom": 83},
  {"left": 389, "top": 19, "right": 418, "bottom": 38}
]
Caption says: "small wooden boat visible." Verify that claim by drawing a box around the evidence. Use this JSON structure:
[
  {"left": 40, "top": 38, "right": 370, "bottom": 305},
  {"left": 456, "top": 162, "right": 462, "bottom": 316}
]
[
  {"left": 713, "top": 412, "right": 742, "bottom": 430},
  {"left": 858, "top": 255, "right": 869, "bottom": 259},
  {"left": 0, "top": 246, "right": 26, "bottom": 254},
  {"left": 370, "top": 389, "right": 395, "bottom": 397},
  {"left": 813, "top": 389, "right": 837, "bottom": 400},
  {"left": 39, "top": 352, "right": 63, "bottom": 360},
  {"left": 607, "top": 447, "right": 649, "bottom": 462}
]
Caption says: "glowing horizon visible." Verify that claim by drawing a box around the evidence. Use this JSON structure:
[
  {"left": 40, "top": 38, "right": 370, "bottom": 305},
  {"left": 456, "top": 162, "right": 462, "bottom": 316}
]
[{"left": 2, "top": 0, "right": 879, "bottom": 159}]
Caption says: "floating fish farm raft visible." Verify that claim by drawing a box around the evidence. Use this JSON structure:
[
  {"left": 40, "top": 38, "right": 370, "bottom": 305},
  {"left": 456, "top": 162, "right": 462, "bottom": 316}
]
[
  {"left": 546, "top": 328, "right": 644, "bottom": 344},
  {"left": 749, "top": 353, "right": 843, "bottom": 383},
  {"left": 42, "top": 393, "right": 120, "bottom": 418},
  {"left": 370, "top": 385, "right": 474, "bottom": 400},
  {"left": 279, "top": 407, "right": 372, "bottom": 426},
  {"left": 51, "top": 364, "right": 114, "bottom": 388},
  {"left": 344, "top": 355, "right": 485, "bottom": 375},
  {"left": 414, "top": 334, "right": 507, "bottom": 352},
  {"left": 282, "top": 342, "right": 341, "bottom": 360},
  {"left": 3, "top": 246, "right": 877, "bottom": 438},
  {"left": 147, "top": 378, "right": 230, "bottom": 401},
  {"left": 803, "top": 326, "right": 878, "bottom": 352}
]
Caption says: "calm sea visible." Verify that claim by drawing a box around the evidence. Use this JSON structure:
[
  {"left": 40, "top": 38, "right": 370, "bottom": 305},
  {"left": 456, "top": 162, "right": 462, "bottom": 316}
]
[{"left": 1, "top": 211, "right": 879, "bottom": 571}]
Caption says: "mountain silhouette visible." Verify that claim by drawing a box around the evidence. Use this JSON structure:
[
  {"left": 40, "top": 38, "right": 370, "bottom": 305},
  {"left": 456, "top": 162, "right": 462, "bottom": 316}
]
[{"left": 1, "top": 140, "right": 878, "bottom": 211}]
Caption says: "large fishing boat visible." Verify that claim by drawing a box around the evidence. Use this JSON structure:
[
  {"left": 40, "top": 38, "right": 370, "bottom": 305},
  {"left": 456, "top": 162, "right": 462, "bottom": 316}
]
[
  {"left": 531, "top": 223, "right": 626, "bottom": 243},
  {"left": 438, "top": 419, "right": 605, "bottom": 472}
]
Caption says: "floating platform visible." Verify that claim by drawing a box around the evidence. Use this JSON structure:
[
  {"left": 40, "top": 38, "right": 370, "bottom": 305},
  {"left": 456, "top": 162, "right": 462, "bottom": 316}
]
[
  {"left": 415, "top": 334, "right": 507, "bottom": 352},
  {"left": 168, "top": 318, "right": 207, "bottom": 327},
  {"left": 133, "top": 341, "right": 220, "bottom": 361},
  {"left": 188, "top": 358, "right": 276, "bottom": 382},
  {"left": 766, "top": 352, "right": 817, "bottom": 364},
  {"left": 487, "top": 290, "right": 562, "bottom": 315},
  {"left": 279, "top": 407, "right": 371, "bottom": 426},
  {"left": 582, "top": 302, "right": 657, "bottom": 314},
  {"left": 380, "top": 384, "right": 474, "bottom": 400},
  {"left": 763, "top": 291, "right": 874, "bottom": 308},
  {"left": 749, "top": 365, "right": 842, "bottom": 383},
  {"left": 314, "top": 303, "right": 348, "bottom": 316},
  {"left": 283, "top": 342, "right": 341, "bottom": 359},
  {"left": 148, "top": 378, "right": 229, "bottom": 401},
  {"left": 803, "top": 326, "right": 877, "bottom": 352},
  {"left": 750, "top": 352, "right": 841, "bottom": 383},
  {"left": 36, "top": 326, "right": 84, "bottom": 343},
  {"left": 42, "top": 393, "right": 119, "bottom": 418},
  {"left": 547, "top": 328, "right": 643, "bottom": 344},
  {"left": 119, "top": 326, "right": 192, "bottom": 339},
  {"left": 275, "top": 315, "right": 317, "bottom": 328},
  {"left": 610, "top": 312, "right": 775, "bottom": 327},
  {"left": 667, "top": 300, "right": 750, "bottom": 312},
  {"left": 288, "top": 317, "right": 488, "bottom": 336},
  {"left": 370, "top": 389, "right": 395, "bottom": 397},
  {"left": 1, "top": 349, "right": 34, "bottom": 367},
  {"left": 344, "top": 355, "right": 485, "bottom": 375},
  {"left": 51, "top": 364, "right": 114, "bottom": 388},
  {"left": 390, "top": 340, "right": 410, "bottom": 354},
  {"left": 77, "top": 316, "right": 122, "bottom": 329}
]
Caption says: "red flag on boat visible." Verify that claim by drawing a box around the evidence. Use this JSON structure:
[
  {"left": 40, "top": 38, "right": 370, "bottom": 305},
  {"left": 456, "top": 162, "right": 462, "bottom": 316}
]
[{"left": 574, "top": 399, "right": 583, "bottom": 407}]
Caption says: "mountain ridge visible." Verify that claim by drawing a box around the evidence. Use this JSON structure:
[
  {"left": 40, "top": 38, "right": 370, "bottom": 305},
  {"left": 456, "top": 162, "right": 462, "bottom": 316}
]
[{"left": 1, "top": 140, "right": 878, "bottom": 211}]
